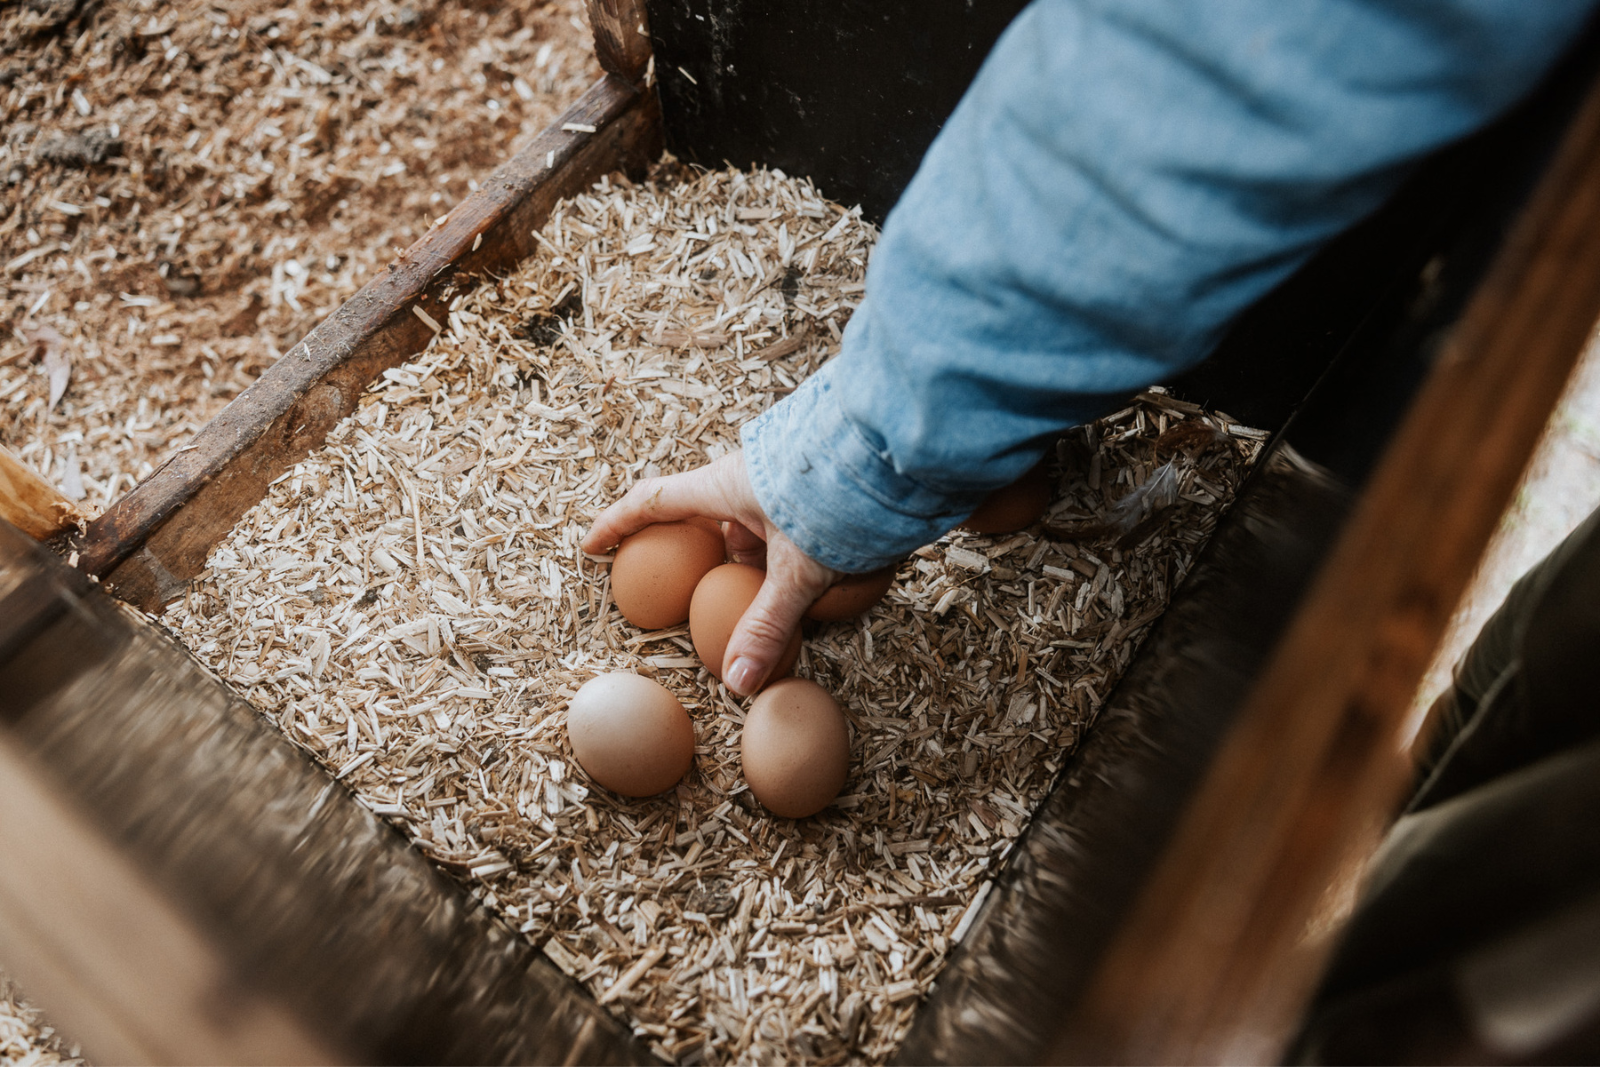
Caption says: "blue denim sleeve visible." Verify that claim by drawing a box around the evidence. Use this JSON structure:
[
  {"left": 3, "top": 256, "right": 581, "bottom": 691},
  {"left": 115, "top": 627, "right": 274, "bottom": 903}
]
[{"left": 742, "top": 0, "right": 1594, "bottom": 574}]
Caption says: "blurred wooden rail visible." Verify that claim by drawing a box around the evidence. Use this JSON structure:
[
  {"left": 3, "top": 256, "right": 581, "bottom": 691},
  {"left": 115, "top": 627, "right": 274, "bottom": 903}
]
[
  {"left": 0, "top": 727, "right": 340, "bottom": 1065},
  {"left": 1061, "top": 40, "right": 1600, "bottom": 1067},
  {"left": 0, "top": 525, "right": 652, "bottom": 1064}
]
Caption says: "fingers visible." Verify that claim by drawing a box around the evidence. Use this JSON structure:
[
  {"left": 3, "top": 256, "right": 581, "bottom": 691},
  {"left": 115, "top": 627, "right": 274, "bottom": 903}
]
[
  {"left": 723, "top": 539, "right": 838, "bottom": 696},
  {"left": 582, "top": 473, "right": 703, "bottom": 553},
  {"left": 583, "top": 450, "right": 842, "bottom": 698},
  {"left": 583, "top": 456, "right": 747, "bottom": 554}
]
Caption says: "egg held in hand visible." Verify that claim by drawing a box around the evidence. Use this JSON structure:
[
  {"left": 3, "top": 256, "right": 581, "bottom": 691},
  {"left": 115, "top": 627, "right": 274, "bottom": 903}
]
[
  {"left": 566, "top": 672, "right": 696, "bottom": 797},
  {"left": 609, "top": 518, "right": 726, "bottom": 629},
  {"left": 960, "top": 461, "right": 1053, "bottom": 534},
  {"left": 689, "top": 562, "right": 801, "bottom": 685},
  {"left": 741, "top": 677, "right": 851, "bottom": 819},
  {"left": 805, "top": 564, "right": 897, "bottom": 622}
]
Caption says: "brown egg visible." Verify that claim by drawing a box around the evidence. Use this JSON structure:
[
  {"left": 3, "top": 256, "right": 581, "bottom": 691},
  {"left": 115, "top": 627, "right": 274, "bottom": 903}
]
[
  {"left": 804, "top": 565, "right": 897, "bottom": 622},
  {"left": 741, "top": 678, "right": 850, "bottom": 818},
  {"left": 566, "top": 673, "right": 695, "bottom": 797},
  {"left": 960, "top": 461, "right": 1052, "bottom": 534},
  {"left": 689, "top": 563, "right": 801, "bottom": 685},
  {"left": 683, "top": 515, "right": 724, "bottom": 537},
  {"left": 609, "top": 519, "right": 726, "bottom": 630}
]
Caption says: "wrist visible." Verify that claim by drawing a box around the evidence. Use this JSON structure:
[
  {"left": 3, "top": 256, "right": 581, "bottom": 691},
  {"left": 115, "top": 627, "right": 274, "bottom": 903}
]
[{"left": 742, "top": 367, "right": 978, "bottom": 572}]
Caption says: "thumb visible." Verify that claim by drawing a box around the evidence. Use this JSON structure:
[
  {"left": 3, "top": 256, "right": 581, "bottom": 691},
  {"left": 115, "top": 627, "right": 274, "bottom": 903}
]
[{"left": 723, "top": 565, "right": 831, "bottom": 696}]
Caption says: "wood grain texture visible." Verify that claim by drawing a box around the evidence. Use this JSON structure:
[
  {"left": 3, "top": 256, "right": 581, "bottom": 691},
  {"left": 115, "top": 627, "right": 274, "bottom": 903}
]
[
  {"left": 587, "top": 0, "right": 653, "bottom": 82},
  {"left": 0, "top": 444, "right": 82, "bottom": 543},
  {"left": 1061, "top": 65, "right": 1600, "bottom": 1067},
  {"left": 0, "top": 521, "right": 650, "bottom": 1065},
  {"left": 77, "top": 75, "right": 661, "bottom": 610},
  {"left": 0, "top": 732, "right": 342, "bottom": 1066}
]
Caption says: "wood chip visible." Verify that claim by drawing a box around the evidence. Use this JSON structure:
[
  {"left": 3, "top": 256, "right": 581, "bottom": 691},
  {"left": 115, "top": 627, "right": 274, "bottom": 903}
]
[
  {"left": 411, "top": 305, "right": 443, "bottom": 334},
  {"left": 0, "top": 3, "right": 598, "bottom": 1058},
  {"left": 600, "top": 943, "right": 668, "bottom": 1004}
]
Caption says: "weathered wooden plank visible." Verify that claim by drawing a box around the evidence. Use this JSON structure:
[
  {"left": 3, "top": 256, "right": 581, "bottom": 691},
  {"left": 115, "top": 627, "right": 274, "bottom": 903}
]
[
  {"left": 0, "top": 730, "right": 343, "bottom": 1066},
  {"left": 895, "top": 449, "right": 1353, "bottom": 1066},
  {"left": 0, "top": 444, "right": 82, "bottom": 543},
  {"left": 587, "top": 0, "right": 653, "bottom": 83},
  {"left": 0, "top": 520, "right": 651, "bottom": 1064},
  {"left": 77, "top": 75, "right": 661, "bottom": 610},
  {"left": 1061, "top": 54, "right": 1600, "bottom": 1067}
]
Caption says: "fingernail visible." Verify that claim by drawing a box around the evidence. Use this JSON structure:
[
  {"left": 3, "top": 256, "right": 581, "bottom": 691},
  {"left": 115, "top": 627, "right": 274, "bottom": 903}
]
[{"left": 726, "top": 657, "right": 760, "bottom": 695}]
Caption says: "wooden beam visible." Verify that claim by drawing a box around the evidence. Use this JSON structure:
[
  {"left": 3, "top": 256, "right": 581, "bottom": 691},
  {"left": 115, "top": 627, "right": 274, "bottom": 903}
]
[
  {"left": 587, "top": 0, "right": 653, "bottom": 83},
  {"left": 0, "top": 444, "right": 82, "bottom": 543},
  {"left": 0, "top": 731, "right": 343, "bottom": 1066},
  {"left": 76, "top": 75, "right": 661, "bottom": 610},
  {"left": 1060, "top": 59, "right": 1600, "bottom": 1067}
]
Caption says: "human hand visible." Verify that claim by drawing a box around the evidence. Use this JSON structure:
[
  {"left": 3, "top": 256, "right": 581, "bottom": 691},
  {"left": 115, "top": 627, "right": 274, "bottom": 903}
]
[{"left": 583, "top": 451, "right": 840, "bottom": 696}]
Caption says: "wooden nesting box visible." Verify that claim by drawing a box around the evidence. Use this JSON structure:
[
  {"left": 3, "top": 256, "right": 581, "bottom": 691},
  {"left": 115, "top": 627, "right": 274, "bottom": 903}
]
[{"left": 6, "top": 3, "right": 1600, "bottom": 1062}]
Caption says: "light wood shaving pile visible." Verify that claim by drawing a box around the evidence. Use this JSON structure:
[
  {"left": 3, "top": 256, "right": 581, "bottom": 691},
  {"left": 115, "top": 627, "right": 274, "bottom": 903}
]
[{"left": 164, "top": 160, "right": 1265, "bottom": 1064}]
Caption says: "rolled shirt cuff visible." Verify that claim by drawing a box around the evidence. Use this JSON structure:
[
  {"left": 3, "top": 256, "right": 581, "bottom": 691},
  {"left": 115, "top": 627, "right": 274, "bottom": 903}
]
[{"left": 742, "top": 363, "right": 989, "bottom": 574}]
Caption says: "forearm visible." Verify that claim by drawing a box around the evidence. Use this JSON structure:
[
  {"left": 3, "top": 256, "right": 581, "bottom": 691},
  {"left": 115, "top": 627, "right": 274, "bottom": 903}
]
[{"left": 747, "top": 0, "right": 1596, "bottom": 573}]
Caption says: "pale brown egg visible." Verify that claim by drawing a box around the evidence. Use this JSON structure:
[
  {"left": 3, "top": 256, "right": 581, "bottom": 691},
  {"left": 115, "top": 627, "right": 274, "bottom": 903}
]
[
  {"left": 689, "top": 562, "right": 801, "bottom": 686},
  {"left": 804, "top": 564, "right": 898, "bottom": 622},
  {"left": 566, "top": 672, "right": 695, "bottom": 797},
  {"left": 960, "top": 461, "right": 1053, "bottom": 534},
  {"left": 741, "top": 677, "right": 850, "bottom": 819},
  {"left": 609, "top": 519, "right": 726, "bottom": 629},
  {"left": 683, "top": 515, "right": 724, "bottom": 537}
]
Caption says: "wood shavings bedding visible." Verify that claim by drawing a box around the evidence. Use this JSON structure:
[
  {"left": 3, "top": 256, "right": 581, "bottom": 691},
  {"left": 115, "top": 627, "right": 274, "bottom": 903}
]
[{"left": 163, "top": 159, "right": 1264, "bottom": 1065}]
